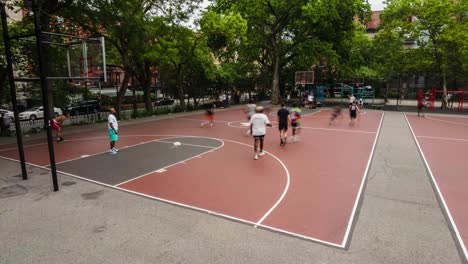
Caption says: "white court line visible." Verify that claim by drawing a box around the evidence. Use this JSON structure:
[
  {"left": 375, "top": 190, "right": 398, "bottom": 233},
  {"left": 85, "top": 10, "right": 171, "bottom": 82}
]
[
  {"left": 0, "top": 135, "right": 297, "bottom": 246},
  {"left": 121, "top": 135, "right": 294, "bottom": 247},
  {"left": 341, "top": 112, "right": 384, "bottom": 248},
  {"left": 256, "top": 223, "right": 342, "bottom": 248},
  {"left": 425, "top": 116, "right": 468, "bottom": 126},
  {"left": 114, "top": 138, "right": 224, "bottom": 186},
  {"left": 227, "top": 120, "right": 278, "bottom": 129},
  {"left": 227, "top": 120, "right": 248, "bottom": 129},
  {"left": 300, "top": 126, "right": 375, "bottom": 134},
  {"left": 417, "top": 136, "right": 468, "bottom": 142},
  {"left": 54, "top": 136, "right": 171, "bottom": 166},
  {"left": 254, "top": 150, "right": 290, "bottom": 226},
  {"left": 405, "top": 114, "right": 468, "bottom": 262},
  {"left": 0, "top": 136, "right": 109, "bottom": 152},
  {"left": 157, "top": 140, "right": 218, "bottom": 149},
  {"left": 176, "top": 117, "right": 232, "bottom": 123},
  {"left": 55, "top": 136, "right": 220, "bottom": 166},
  {"left": 302, "top": 110, "right": 322, "bottom": 117},
  {"left": 0, "top": 156, "right": 260, "bottom": 226}
]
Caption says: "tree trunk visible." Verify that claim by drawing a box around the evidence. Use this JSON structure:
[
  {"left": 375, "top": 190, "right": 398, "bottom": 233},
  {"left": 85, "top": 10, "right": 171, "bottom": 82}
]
[
  {"left": 116, "top": 73, "right": 130, "bottom": 118},
  {"left": 176, "top": 67, "right": 185, "bottom": 109},
  {"left": 441, "top": 70, "right": 447, "bottom": 108},
  {"left": 271, "top": 49, "right": 280, "bottom": 104},
  {"left": 177, "top": 84, "right": 185, "bottom": 109},
  {"left": 144, "top": 84, "right": 153, "bottom": 113}
]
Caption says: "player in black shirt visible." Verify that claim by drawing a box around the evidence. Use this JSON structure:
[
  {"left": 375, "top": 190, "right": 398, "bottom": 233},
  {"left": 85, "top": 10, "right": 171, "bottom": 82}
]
[{"left": 277, "top": 102, "right": 290, "bottom": 146}]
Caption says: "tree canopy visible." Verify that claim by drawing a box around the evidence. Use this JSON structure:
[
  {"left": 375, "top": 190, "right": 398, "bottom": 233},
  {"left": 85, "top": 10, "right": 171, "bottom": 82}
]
[{"left": 1, "top": 0, "right": 466, "bottom": 110}]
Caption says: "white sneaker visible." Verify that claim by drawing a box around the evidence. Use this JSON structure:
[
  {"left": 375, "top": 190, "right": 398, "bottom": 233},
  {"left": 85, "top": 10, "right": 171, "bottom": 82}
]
[
  {"left": 254, "top": 154, "right": 259, "bottom": 160},
  {"left": 258, "top": 151, "right": 265, "bottom": 156},
  {"left": 109, "top": 149, "right": 117, "bottom": 155},
  {"left": 112, "top": 148, "right": 119, "bottom": 152}
]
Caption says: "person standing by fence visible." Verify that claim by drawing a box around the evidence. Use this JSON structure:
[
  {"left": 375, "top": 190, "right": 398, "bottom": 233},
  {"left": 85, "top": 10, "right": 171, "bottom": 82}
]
[{"left": 108, "top": 108, "right": 119, "bottom": 154}]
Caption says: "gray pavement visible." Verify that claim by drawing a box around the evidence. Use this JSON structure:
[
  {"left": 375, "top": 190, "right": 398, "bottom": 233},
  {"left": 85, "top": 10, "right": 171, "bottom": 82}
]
[{"left": 0, "top": 111, "right": 464, "bottom": 264}]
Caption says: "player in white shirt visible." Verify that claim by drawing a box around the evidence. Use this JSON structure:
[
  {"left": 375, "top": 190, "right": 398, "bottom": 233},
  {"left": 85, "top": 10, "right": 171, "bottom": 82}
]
[
  {"left": 249, "top": 106, "right": 272, "bottom": 160},
  {"left": 108, "top": 108, "right": 119, "bottom": 154},
  {"left": 307, "top": 93, "right": 314, "bottom": 109},
  {"left": 244, "top": 103, "right": 256, "bottom": 135},
  {"left": 349, "top": 94, "right": 356, "bottom": 105}
]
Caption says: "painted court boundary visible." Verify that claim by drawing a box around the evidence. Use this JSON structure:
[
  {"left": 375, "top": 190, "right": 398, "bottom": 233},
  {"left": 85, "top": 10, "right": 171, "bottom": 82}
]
[
  {"left": 425, "top": 116, "right": 468, "bottom": 126},
  {"left": 340, "top": 112, "right": 384, "bottom": 248},
  {"left": 405, "top": 114, "right": 468, "bottom": 263}
]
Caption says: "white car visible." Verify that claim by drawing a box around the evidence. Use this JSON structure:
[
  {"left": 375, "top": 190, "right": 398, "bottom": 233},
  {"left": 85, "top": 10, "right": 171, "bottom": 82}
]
[
  {"left": 19, "top": 106, "right": 63, "bottom": 121},
  {"left": 0, "top": 109, "right": 14, "bottom": 119}
]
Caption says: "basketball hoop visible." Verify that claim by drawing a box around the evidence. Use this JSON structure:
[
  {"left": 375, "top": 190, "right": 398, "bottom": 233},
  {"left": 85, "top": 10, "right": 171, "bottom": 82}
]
[{"left": 295, "top": 71, "right": 314, "bottom": 86}]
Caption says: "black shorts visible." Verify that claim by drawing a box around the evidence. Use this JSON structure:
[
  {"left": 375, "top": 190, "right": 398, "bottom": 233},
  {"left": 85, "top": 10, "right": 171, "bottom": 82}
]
[
  {"left": 206, "top": 109, "right": 214, "bottom": 115},
  {"left": 278, "top": 122, "right": 288, "bottom": 131},
  {"left": 253, "top": 135, "right": 265, "bottom": 139},
  {"left": 291, "top": 122, "right": 300, "bottom": 129},
  {"left": 350, "top": 111, "right": 357, "bottom": 119}
]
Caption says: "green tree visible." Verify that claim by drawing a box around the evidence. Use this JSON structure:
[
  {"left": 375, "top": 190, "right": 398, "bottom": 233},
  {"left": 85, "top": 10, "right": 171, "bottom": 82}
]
[
  {"left": 382, "top": 0, "right": 467, "bottom": 107},
  {"left": 207, "top": 0, "right": 369, "bottom": 104},
  {"left": 62, "top": 0, "right": 202, "bottom": 113}
]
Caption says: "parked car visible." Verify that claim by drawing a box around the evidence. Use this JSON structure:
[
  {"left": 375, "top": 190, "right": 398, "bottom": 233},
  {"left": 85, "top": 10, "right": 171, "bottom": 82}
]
[
  {"left": 18, "top": 106, "right": 63, "bottom": 120},
  {"left": 67, "top": 100, "right": 101, "bottom": 116},
  {"left": 0, "top": 109, "right": 14, "bottom": 119},
  {"left": 155, "top": 97, "right": 174, "bottom": 106}
]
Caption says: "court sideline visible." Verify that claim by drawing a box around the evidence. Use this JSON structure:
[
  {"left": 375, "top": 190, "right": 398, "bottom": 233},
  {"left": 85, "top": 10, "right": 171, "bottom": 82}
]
[{"left": 0, "top": 111, "right": 463, "bottom": 264}]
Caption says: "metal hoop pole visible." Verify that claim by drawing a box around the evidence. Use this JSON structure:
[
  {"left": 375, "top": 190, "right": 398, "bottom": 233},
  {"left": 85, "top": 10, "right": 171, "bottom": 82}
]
[
  {"left": 33, "top": 0, "right": 59, "bottom": 191},
  {"left": 1, "top": 3, "right": 28, "bottom": 180}
]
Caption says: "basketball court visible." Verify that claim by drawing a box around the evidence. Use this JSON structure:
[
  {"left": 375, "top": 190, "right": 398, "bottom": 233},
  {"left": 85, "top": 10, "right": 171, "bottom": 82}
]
[
  {"left": 0, "top": 108, "right": 384, "bottom": 248},
  {"left": 406, "top": 114, "right": 468, "bottom": 259}
]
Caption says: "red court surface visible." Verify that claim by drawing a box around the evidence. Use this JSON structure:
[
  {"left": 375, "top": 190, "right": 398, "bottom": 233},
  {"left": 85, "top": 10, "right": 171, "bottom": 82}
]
[
  {"left": 406, "top": 114, "right": 468, "bottom": 260},
  {"left": 0, "top": 109, "right": 383, "bottom": 248}
]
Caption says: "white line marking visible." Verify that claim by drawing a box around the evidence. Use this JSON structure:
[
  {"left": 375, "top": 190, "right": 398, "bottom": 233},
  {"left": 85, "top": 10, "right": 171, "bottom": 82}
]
[
  {"left": 80, "top": 155, "right": 90, "bottom": 158},
  {"left": 176, "top": 117, "right": 232, "bottom": 123},
  {"left": 156, "top": 169, "right": 166, "bottom": 173},
  {"left": 54, "top": 136, "right": 167, "bottom": 165},
  {"left": 405, "top": 114, "right": 468, "bottom": 262},
  {"left": 256, "top": 223, "right": 342, "bottom": 248},
  {"left": 417, "top": 136, "right": 468, "bottom": 142},
  {"left": 425, "top": 116, "right": 468, "bottom": 126},
  {"left": 341, "top": 112, "right": 385, "bottom": 247},
  {"left": 227, "top": 120, "right": 247, "bottom": 129},
  {"left": 0, "top": 158, "right": 261, "bottom": 228},
  {"left": 0, "top": 133, "right": 354, "bottom": 247},
  {"left": 300, "top": 126, "right": 375, "bottom": 134},
  {"left": 227, "top": 120, "right": 277, "bottom": 129},
  {"left": 254, "top": 151, "right": 290, "bottom": 226},
  {"left": 0, "top": 137, "right": 296, "bottom": 245},
  {"left": 114, "top": 138, "right": 224, "bottom": 186},
  {"left": 8, "top": 134, "right": 290, "bottom": 233},
  {"left": 0, "top": 136, "right": 110, "bottom": 152},
  {"left": 54, "top": 136, "right": 220, "bottom": 166},
  {"left": 302, "top": 110, "right": 322, "bottom": 117},
  {"left": 157, "top": 140, "right": 217, "bottom": 149}
]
